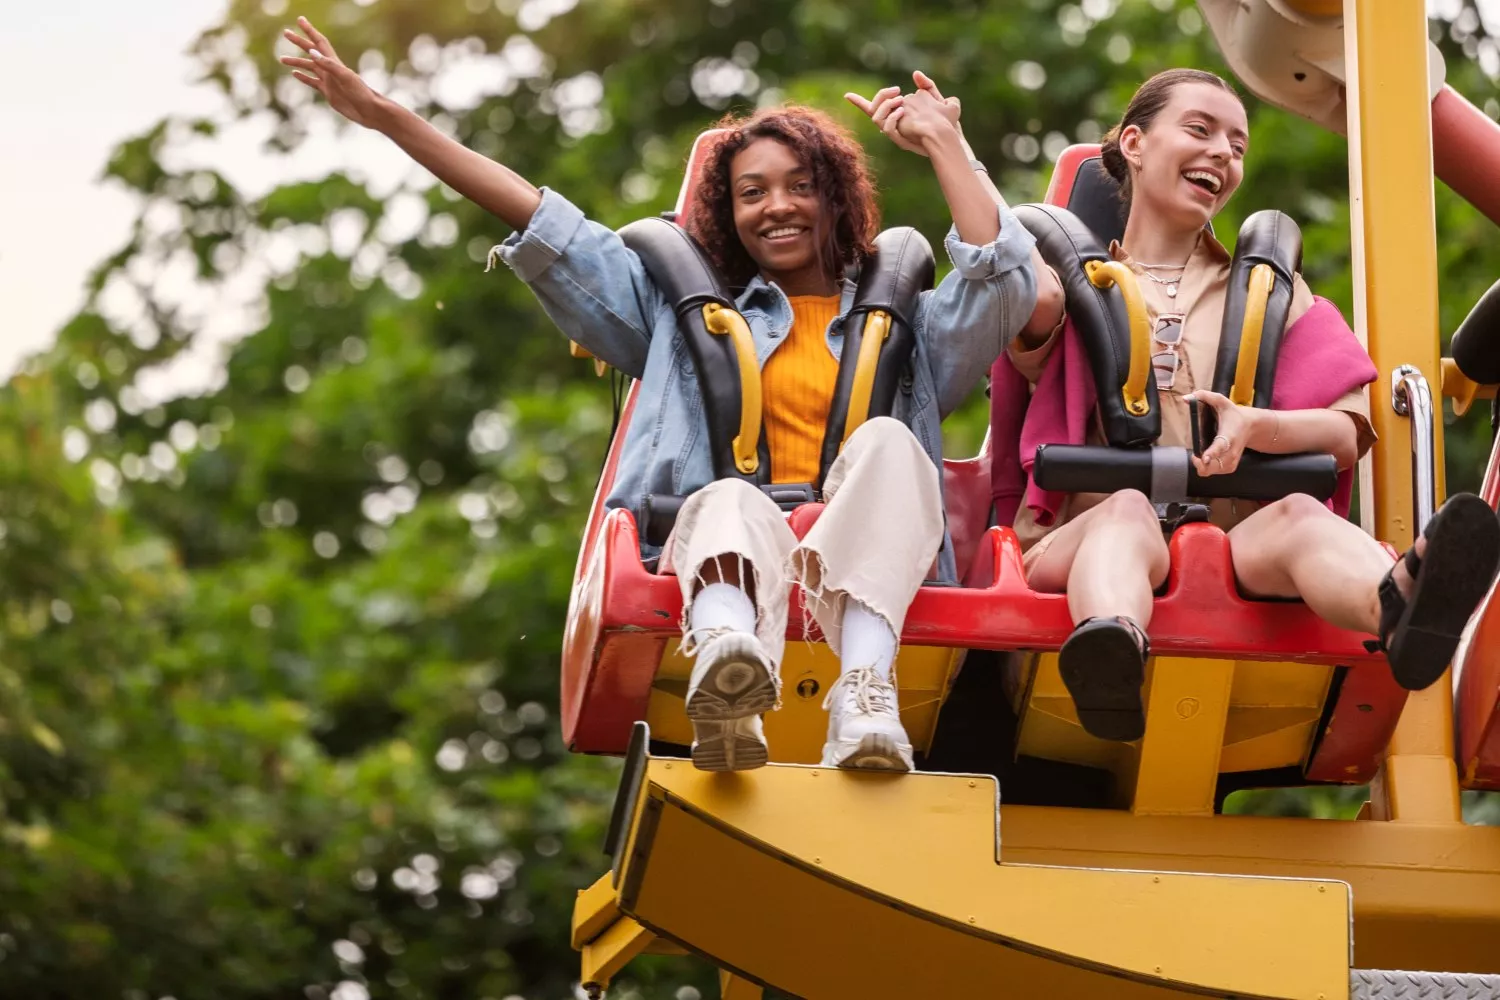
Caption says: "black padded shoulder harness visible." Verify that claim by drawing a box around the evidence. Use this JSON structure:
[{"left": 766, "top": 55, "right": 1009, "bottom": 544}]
[{"left": 616, "top": 219, "right": 934, "bottom": 545}]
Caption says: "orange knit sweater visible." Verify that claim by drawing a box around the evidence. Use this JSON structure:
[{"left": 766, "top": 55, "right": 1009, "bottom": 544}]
[{"left": 761, "top": 295, "right": 841, "bottom": 484}]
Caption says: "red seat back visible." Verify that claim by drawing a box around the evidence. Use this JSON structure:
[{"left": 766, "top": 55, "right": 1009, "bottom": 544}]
[{"left": 1044, "top": 143, "right": 1125, "bottom": 245}]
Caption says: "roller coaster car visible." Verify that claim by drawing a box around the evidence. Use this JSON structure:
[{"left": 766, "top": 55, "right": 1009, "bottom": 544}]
[{"left": 560, "top": 137, "right": 1412, "bottom": 814}]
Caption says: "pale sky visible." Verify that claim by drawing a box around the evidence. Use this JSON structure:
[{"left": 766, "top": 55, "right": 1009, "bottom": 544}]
[
  {"left": 0, "top": 0, "right": 223, "bottom": 380},
  {"left": 0, "top": 0, "right": 415, "bottom": 391},
  {"left": 2, "top": 0, "right": 1493, "bottom": 388}
]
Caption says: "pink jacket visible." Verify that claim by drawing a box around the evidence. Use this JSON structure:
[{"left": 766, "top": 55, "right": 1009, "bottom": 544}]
[{"left": 989, "top": 296, "right": 1378, "bottom": 526}]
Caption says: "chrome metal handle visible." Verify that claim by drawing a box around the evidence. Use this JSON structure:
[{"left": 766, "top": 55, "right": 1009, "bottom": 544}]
[{"left": 1390, "top": 364, "right": 1437, "bottom": 533}]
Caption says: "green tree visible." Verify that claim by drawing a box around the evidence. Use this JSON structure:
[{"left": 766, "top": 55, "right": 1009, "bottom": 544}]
[{"left": 5, "top": 1, "right": 1499, "bottom": 997}]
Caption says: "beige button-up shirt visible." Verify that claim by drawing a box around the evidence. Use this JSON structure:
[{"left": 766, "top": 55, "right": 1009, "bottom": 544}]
[{"left": 1007, "top": 231, "right": 1376, "bottom": 555}]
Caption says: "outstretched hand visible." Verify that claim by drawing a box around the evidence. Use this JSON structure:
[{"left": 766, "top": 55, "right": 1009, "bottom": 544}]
[
  {"left": 280, "top": 17, "right": 383, "bottom": 129},
  {"left": 846, "top": 70, "right": 962, "bottom": 156}
]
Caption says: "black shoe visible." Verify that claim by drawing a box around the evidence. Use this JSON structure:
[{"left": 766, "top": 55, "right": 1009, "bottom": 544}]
[
  {"left": 1058, "top": 616, "right": 1149, "bottom": 742},
  {"left": 1374, "top": 493, "right": 1500, "bottom": 691}
]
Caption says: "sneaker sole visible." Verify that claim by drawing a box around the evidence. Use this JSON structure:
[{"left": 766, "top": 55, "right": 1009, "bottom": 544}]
[
  {"left": 685, "top": 656, "right": 777, "bottom": 722},
  {"left": 822, "top": 733, "right": 913, "bottom": 772},
  {"left": 691, "top": 718, "right": 769, "bottom": 771}
]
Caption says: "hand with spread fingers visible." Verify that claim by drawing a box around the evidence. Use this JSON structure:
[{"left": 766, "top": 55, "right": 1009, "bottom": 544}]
[
  {"left": 845, "top": 71, "right": 962, "bottom": 157},
  {"left": 1190, "top": 390, "right": 1253, "bottom": 477},
  {"left": 280, "top": 16, "right": 384, "bottom": 129}
]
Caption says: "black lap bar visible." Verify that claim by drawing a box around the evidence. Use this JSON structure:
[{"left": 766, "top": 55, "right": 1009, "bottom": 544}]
[
  {"left": 1031, "top": 444, "right": 1338, "bottom": 503},
  {"left": 640, "top": 484, "right": 819, "bottom": 548}
]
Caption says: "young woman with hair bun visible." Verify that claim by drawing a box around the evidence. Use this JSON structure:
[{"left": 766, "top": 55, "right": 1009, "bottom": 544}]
[{"left": 996, "top": 68, "right": 1500, "bottom": 743}]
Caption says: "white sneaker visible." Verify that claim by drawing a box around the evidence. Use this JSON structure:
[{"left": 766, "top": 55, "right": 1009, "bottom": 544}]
[
  {"left": 820, "top": 667, "right": 913, "bottom": 771},
  {"left": 683, "top": 628, "right": 778, "bottom": 771}
]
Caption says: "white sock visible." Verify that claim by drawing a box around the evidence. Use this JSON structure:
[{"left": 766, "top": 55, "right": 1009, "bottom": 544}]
[
  {"left": 839, "top": 600, "right": 897, "bottom": 681},
  {"left": 689, "top": 582, "right": 756, "bottom": 636}
]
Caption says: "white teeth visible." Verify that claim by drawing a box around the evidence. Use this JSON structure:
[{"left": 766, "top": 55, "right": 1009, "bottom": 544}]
[
  {"left": 764, "top": 227, "right": 803, "bottom": 239},
  {"left": 1184, "top": 170, "right": 1221, "bottom": 193}
]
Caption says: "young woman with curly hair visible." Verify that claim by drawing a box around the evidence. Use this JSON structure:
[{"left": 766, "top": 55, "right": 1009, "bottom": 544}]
[{"left": 282, "top": 20, "right": 1054, "bottom": 772}]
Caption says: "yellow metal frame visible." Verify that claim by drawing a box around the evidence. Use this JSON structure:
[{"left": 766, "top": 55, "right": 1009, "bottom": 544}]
[
  {"left": 841, "top": 309, "right": 892, "bottom": 447},
  {"left": 1344, "top": 0, "right": 1460, "bottom": 823},
  {"left": 1013, "top": 652, "right": 1333, "bottom": 814},
  {"left": 702, "top": 303, "right": 764, "bottom": 475},
  {"left": 1229, "top": 264, "right": 1275, "bottom": 406},
  {"left": 1085, "top": 259, "right": 1153, "bottom": 416},
  {"left": 601, "top": 753, "right": 1353, "bottom": 999},
  {"left": 1441, "top": 357, "right": 1497, "bottom": 417}
]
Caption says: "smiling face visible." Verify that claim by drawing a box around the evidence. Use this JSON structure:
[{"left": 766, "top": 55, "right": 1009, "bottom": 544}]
[
  {"left": 728, "top": 137, "right": 833, "bottom": 294},
  {"left": 1121, "top": 82, "right": 1248, "bottom": 232}
]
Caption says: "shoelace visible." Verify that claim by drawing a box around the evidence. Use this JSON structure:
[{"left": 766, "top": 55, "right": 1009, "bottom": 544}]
[
  {"left": 822, "top": 667, "right": 898, "bottom": 717},
  {"left": 681, "top": 626, "right": 783, "bottom": 707},
  {"left": 679, "top": 624, "right": 733, "bottom": 659}
]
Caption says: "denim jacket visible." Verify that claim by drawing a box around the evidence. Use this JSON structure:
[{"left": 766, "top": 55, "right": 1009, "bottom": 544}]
[{"left": 492, "top": 188, "right": 1038, "bottom": 581}]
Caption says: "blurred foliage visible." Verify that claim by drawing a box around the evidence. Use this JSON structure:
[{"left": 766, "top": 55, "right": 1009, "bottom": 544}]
[{"left": 5, "top": 0, "right": 1500, "bottom": 997}]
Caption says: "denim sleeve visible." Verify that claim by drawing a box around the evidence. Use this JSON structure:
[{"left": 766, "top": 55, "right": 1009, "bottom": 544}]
[
  {"left": 487, "top": 187, "right": 667, "bottom": 379},
  {"left": 914, "top": 203, "right": 1040, "bottom": 418}
]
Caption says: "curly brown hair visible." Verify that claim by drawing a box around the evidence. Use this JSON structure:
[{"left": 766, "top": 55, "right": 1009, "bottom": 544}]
[{"left": 684, "top": 105, "right": 880, "bottom": 286}]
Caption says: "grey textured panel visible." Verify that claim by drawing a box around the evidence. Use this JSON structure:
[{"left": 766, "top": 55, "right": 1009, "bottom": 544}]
[{"left": 1351, "top": 969, "right": 1500, "bottom": 999}]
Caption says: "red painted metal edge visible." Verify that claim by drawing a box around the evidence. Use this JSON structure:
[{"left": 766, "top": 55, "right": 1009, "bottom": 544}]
[
  {"left": 1456, "top": 430, "right": 1500, "bottom": 788},
  {"left": 1043, "top": 144, "right": 1102, "bottom": 208}
]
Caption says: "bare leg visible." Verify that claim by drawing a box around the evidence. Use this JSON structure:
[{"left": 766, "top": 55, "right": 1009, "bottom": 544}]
[
  {"left": 1026, "top": 490, "right": 1170, "bottom": 743},
  {"left": 1228, "top": 494, "right": 1397, "bottom": 633},
  {"left": 1026, "top": 489, "right": 1171, "bottom": 625},
  {"left": 1231, "top": 492, "right": 1500, "bottom": 691}
]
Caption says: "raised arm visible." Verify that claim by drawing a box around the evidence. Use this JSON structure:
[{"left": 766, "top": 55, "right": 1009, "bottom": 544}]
[
  {"left": 281, "top": 17, "right": 542, "bottom": 231},
  {"left": 280, "top": 17, "right": 663, "bottom": 374},
  {"left": 848, "top": 73, "right": 1065, "bottom": 346}
]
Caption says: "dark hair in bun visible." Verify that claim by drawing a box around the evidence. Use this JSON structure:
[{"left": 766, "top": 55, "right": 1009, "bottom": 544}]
[{"left": 1099, "top": 68, "right": 1239, "bottom": 208}]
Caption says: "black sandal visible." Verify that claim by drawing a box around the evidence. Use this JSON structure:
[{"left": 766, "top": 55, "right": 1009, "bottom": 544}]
[
  {"left": 1372, "top": 492, "right": 1500, "bottom": 691},
  {"left": 1059, "top": 616, "right": 1150, "bottom": 742}
]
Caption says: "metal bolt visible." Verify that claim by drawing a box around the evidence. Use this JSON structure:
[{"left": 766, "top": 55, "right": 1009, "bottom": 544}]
[
  {"left": 1318, "top": 885, "right": 1326, "bottom": 893},
  {"left": 811, "top": 770, "right": 819, "bottom": 777},
  {"left": 968, "top": 780, "right": 976, "bottom": 788},
  {"left": 814, "top": 857, "right": 821, "bottom": 865},
  {"left": 664, "top": 763, "right": 672, "bottom": 769},
  {"left": 1154, "top": 966, "right": 1162, "bottom": 974},
  {"left": 1152, "top": 876, "right": 1160, "bottom": 883},
  {"left": 968, "top": 916, "right": 976, "bottom": 924}
]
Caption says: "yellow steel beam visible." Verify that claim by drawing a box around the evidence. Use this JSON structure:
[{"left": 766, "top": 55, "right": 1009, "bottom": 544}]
[
  {"left": 719, "top": 970, "right": 763, "bottom": 1000},
  {"left": 572, "top": 873, "right": 622, "bottom": 950},
  {"left": 1343, "top": 0, "right": 1460, "bottom": 821},
  {"left": 579, "top": 915, "right": 656, "bottom": 995},
  {"left": 1128, "top": 656, "right": 1235, "bottom": 816},
  {"left": 1003, "top": 804, "right": 1500, "bottom": 975},
  {"left": 617, "top": 761, "right": 1350, "bottom": 1000}
]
